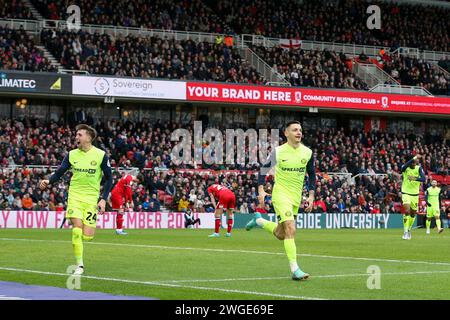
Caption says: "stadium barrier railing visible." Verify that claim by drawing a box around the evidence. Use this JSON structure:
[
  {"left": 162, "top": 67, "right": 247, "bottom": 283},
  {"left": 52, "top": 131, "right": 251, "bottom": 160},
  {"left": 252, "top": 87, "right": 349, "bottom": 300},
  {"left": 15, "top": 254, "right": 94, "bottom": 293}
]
[
  {"left": 1, "top": 165, "right": 360, "bottom": 183},
  {"left": 369, "top": 84, "right": 433, "bottom": 96},
  {"left": 393, "top": 47, "right": 450, "bottom": 62},
  {"left": 3, "top": 166, "right": 447, "bottom": 188},
  {"left": 0, "top": 18, "right": 448, "bottom": 63}
]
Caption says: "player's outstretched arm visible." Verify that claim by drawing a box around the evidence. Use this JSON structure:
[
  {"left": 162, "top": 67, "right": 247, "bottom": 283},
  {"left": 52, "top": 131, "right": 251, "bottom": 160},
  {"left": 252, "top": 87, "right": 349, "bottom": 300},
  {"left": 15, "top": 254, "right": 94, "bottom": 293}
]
[
  {"left": 209, "top": 193, "right": 216, "bottom": 209},
  {"left": 416, "top": 167, "right": 426, "bottom": 182},
  {"left": 257, "top": 150, "right": 276, "bottom": 204},
  {"left": 124, "top": 175, "right": 134, "bottom": 204},
  {"left": 39, "top": 154, "right": 71, "bottom": 190},
  {"left": 401, "top": 154, "right": 420, "bottom": 172},
  {"left": 98, "top": 154, "right": 113, "bottom": 214},
  {"left": 438, "top": 186, "right": 444, "bottom": 207},
  {"left": 305, "top": 155, "right": 316, "bottom": 212},
  {"left": 424, "top": 190, "right": 431, "bottom": 207}
]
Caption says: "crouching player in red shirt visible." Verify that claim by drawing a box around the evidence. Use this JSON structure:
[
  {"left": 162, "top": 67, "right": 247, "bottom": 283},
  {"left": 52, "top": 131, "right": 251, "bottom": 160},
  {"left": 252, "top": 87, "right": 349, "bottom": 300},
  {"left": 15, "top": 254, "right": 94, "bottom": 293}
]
[
  {"left": 207, "top": 183, "right": 236, "bottom": 238},
  {"left": 110, "top": 173, "right": 144, "bottom": 235}
]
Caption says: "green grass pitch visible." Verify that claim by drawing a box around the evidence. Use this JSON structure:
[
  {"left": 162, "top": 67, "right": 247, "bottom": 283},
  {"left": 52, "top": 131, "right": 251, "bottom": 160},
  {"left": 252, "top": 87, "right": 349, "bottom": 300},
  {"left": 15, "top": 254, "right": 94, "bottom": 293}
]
[{"left": 1, "top": 228, "right": 449, "bottom": 300}]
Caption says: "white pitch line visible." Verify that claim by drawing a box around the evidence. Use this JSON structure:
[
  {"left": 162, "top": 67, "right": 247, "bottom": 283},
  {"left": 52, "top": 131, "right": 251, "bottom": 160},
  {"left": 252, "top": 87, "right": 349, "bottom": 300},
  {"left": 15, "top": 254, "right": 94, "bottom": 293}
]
[
  {"left": 298, "top": 253, "right": 450, "bottom": 266},
  {"left": 0, "top": 267, "right": 324, "bottom": 300},
  {"left": 2, "top": 237, "right": 450, "bottom": 267},
  {"left": 0, "top": 295, "right": 28, "bottom": 300},
  {"left": 160, "top": 270, "right": 450, "bottom": 283}
]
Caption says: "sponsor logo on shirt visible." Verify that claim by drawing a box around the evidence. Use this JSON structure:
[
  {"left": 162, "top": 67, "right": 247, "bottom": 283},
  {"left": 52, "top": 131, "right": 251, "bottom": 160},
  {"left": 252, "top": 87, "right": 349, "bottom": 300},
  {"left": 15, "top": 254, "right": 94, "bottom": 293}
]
[
  {"left": 73, "top": 167, "right": 97, "bottom": 174},
  {"left": 281, "top": 167, "right": 305, "bottom": 172}
]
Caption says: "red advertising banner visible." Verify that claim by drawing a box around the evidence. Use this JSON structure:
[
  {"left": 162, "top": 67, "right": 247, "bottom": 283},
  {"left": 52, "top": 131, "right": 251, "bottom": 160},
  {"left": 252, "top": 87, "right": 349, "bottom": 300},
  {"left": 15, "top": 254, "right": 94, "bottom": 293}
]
[{"left": 186, "top": 82, "right": 450, "bottom": 114}]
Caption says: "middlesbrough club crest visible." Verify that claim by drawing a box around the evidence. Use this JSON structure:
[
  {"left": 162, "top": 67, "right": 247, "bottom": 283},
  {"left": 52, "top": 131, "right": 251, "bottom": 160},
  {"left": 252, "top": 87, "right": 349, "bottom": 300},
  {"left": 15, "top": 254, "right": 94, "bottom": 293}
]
[
  {"left": 381, "top": 96, "right": 389, "bottom": 108},
  {"left": 295, "top": 91, "right": 302, "bottom": 103}
]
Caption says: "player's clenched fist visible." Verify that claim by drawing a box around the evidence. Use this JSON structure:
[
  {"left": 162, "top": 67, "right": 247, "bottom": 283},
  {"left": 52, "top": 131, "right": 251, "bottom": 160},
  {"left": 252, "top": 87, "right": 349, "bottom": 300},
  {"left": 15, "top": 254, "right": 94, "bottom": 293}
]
[
  {"left": 39, "top": 179, "right": 49, "bottom": 190},
  {"left": 258, "top": 190, "right": 267, "bottom": 207},
  {"left": 305, "top": 195, "right": 314, "bottom": 213},
  {"left": 98, "top": 199, "right": 106, "bottom": 215}
]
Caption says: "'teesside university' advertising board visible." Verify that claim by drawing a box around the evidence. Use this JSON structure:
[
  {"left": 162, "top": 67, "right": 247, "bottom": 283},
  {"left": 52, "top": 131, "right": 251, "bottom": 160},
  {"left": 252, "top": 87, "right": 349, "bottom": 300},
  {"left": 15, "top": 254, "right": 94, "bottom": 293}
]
[{"left": 0, "top": 211, "right": 407, "bottom": 229}]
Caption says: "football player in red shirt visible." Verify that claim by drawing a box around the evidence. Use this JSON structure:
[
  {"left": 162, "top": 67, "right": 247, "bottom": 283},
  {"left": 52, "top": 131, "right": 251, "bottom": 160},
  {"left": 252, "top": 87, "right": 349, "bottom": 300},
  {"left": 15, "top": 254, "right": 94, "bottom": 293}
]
[
  {"left": 207, "top": 182, "right": 236, "bottom": 238},
  {"left": 110, "top": 173, "right": 144, "bottom": 235}
]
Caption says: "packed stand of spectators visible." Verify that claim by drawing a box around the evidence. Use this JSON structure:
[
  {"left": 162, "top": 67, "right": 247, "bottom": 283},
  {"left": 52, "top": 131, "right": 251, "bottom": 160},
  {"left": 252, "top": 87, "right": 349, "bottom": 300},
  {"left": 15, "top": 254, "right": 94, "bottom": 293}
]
[
  {"left": 305, "top": 127, "right": 449, "bottom": 176},
  {"left": 1, "top": 162, "right": 448, "bottom": 215},
  {"left": 383, "top": 55, "right": 449, "bottom": 95},
  {"left": 31, "top": 0, "right": 229, "bottom": 33},
  {"left": 0, "top": 166, "right": 64, "bottom": 211},
  {"left": 0, "top": 26, "right": 57, "bottom": 72},
  {"left": 0, "top": 165, "right": 163, "bottom": 212},
  {"left": 4, "top": 1, "right": 448, "bottom": 91},
  {"left": 40, "top": 29, "right": 264, "bottom": 83},
  {"left": 207, "top": 0, "right": 449, "bottom": 51},
  {"left": 0, "top": 117, "right": 266, "bottom": 170},
  {"left": 0, "top": 0, "right": 35, "bottom": 20},
  {"left": 30, "top": 0, "right": 449, "bottom": 51},
  {"left": 0, "top": 117, "right": 448, "bottom": 213},
  {"left": 300, "top": 127, "right": 449, "bottom": 214},
  {"left": 253, "top": 46, "right": 368, "bottom": 90},
  {"left": 438, "top": 59, "right": 450, "bottom": 74}
]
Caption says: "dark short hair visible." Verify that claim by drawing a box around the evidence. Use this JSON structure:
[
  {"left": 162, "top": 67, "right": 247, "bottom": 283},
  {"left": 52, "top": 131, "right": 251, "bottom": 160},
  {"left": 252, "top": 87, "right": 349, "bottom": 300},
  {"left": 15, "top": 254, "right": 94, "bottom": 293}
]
[
  {"left": 76, "top": 124, "right": 97, "bottom": 141},
  {"left": 285, "top": 120, "right": 301, "bottom": 130},
  {"left": 136, "top": 173, "right": 144, "bottom": 183}
]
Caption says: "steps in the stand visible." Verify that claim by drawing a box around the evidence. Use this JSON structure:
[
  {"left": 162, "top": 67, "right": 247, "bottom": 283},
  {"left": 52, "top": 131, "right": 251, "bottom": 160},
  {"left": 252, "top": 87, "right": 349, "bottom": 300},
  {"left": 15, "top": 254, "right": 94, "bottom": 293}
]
[
  {"left": 35, "top": 45, "right": 62, "bottom": 71},
  {"left": 22, "top": 0, "right": 45, "bottom": 20}
]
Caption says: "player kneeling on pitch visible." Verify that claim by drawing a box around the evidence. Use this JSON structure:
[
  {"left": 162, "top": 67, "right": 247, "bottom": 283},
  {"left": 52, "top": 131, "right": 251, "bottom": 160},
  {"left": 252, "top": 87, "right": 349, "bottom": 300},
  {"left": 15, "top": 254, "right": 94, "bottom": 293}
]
[
  {"left": 184, "top": 208, "right": 201, "bottom": 228},
  {"left": 245, "top": 121, "right": 315, "bottom": 281},
  {"left": 39, "top": 124, "right": 112, "bottom": 275},
  {"left": 110, "top": 172, "right": 144, "bottom": 235}
]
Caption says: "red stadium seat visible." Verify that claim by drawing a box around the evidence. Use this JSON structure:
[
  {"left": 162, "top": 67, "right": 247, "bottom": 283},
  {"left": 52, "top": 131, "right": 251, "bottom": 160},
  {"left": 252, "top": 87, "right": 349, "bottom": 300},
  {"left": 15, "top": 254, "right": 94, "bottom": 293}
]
[
  {"left": 158, "top": 190, "right": 166, "bottom": 201},
  {"left": 394, "top": 202, "right": 403, "bottom": 213},
  {"left": 429, "top": 174, "right": 450, "bottom": 185},
  {"left": 164, "top": 195, "right": 173, "bottom": 206}
]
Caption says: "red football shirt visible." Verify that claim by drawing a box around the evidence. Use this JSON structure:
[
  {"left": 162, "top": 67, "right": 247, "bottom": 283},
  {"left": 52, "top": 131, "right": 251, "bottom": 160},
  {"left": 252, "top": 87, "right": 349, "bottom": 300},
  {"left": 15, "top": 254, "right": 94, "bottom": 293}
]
[
  {"left": 112, "top": 175, "right": 134, "bottom": 202},
  {"left": 207, "top": 184, "right": 231, "bottom": 199}
]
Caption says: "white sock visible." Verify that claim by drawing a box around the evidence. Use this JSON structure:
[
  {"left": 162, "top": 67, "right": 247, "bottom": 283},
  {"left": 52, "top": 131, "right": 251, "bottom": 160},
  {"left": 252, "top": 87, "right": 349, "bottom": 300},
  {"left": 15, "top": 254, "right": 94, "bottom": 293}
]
[
  {"left": 289, "top": 261, "right": 299, "bottom": 273},
  {"left": 117, "top": 229, "right": 122, "bottom": 232},
  {"left": 256, "top": 218, "right": 266, "bottom": 226}
]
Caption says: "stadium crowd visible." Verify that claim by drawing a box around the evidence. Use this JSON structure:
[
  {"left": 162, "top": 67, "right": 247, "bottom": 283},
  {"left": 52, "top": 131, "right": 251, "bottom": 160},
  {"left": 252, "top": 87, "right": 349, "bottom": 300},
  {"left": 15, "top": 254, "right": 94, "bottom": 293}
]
[
  {"left": 252, "top": 46, "right": 368, "bottom": 90},
  {"left": 206, "top": 0, "right": 450, "bottom": 52},
  {"left": 1, "top": 1, "right": 448, "bottom": 93},
  {"left": 37, "top": 27, "right": 450, "bottom": 94},
  {"left": 0, "top": 26, "right": 57, "bottom": 72},
  {"left": 253, "top": 45, "right": 448, "bottom": 94},
  {"left": 31, "top": 0, "right": 229, "bottom": 33},
  {"left": 382, "top": 55, "right": 449, "bottom": 96},
  {"left": 27, "top": 0, "right": 450, "bottom": 52},
  {"left": 0, "top": 117, "right": 448, "bottom": 214},
  {"left": 0, "top": 0, "right": 35, "bottom": 20},
  {"left": 40, "top": 29, "right": 264, "bottom": 83}
]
